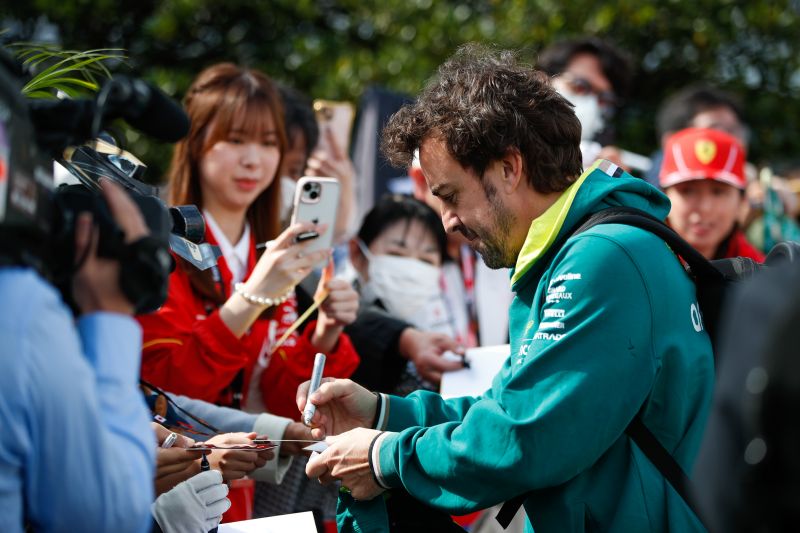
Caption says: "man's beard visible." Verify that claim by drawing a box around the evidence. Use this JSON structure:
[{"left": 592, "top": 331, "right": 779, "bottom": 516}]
[{"left": 469, "top": 181, "right": 516, "bottom": 269}]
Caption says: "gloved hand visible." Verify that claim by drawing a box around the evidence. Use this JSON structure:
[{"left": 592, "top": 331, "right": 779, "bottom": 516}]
[{"left": 152, "top": 470, "right": 230, "bottom": 533}]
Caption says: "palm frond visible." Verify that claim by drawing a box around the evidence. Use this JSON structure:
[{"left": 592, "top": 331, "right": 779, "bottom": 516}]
[{"left": 7, "top": 43, "right": 127, "bottom": 98}]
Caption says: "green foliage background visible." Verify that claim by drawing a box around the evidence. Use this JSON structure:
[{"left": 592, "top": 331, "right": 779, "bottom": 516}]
[{"left": 8, "top": 0, "right": 800, "bottom": 182}]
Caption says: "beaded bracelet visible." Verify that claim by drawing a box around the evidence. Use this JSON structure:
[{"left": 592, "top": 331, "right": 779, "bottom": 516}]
[{"left": 233, "top": 282, "right": 292, "bottom": 308}]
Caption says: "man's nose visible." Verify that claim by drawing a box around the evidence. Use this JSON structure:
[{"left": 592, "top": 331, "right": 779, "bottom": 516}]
[{"left": 441, "top": 209, "right": 461, "bottom": 234}]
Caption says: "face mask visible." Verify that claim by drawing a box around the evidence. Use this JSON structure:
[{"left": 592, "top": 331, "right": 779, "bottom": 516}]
[
  {"left": 357, "top": 241, "right": 442, "bottom": 322},
  {"left": 560, "top": 89, "right": 605, "bottom": 142},
  {"left": 279, "top": 176, "right": 296, "bottom": 222}
]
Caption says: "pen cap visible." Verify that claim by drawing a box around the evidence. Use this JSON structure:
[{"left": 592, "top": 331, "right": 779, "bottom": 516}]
[
  {"left": 303, "top": 353, "right": 327, "bottom": 426},
  {"left": 310, "top": 352, "right": 326, "bottom": 381}
]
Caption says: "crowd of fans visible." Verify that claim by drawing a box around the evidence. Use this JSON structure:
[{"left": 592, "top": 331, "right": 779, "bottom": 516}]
[{"left": 2, "top": 33, "right": 800, "bottom": 533}]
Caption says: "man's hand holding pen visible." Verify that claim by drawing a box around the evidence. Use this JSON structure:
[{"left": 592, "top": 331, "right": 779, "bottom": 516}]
[
  {"left": 296, "top": 377, "right": 386, "bottom": 500},
  {"left": 296, "top": 378, "right": 377, "bottom": 440}
]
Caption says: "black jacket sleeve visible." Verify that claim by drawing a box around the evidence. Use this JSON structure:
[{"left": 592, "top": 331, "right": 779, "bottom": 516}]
[{"left": 345, "top": 301, "right": 410, "bottom": 393}]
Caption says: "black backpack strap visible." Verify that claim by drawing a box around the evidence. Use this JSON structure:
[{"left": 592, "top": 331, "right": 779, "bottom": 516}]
[
  {"left": 496, "top": 418, "right": 711, "bottom": 530},
  {"left": 496, "top": 206, "right": 714, "bottom": 530},
  {"left": 496, "top": 421, "right": 707, "bottom": 530},
  {"left": 624, "top": 414, "right": 706, "bottom": 525},
  {"left": 572, "top": 206, "right": 724, "bottom": 283},
  {"left": 578, "top": 207, "right": 712, "bottom": 528},
  {"left": 575, "top": 206, "right": 744, "bottom": 347},
  {"left": 577, "top": 207, "right": 712, "bottom": 527},
  {"left": 495, "top": 492, "right": 526, "bottom": 529}
]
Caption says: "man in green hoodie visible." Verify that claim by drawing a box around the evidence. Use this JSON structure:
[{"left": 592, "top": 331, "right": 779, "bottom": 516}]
[{"left": 299, "top": 44, "right": 713, "bottom": 533}]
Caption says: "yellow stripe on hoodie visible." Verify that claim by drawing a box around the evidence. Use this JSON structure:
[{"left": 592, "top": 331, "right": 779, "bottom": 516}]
[{"left": 510, "top": 161, "right": 599, "bottom": 286}]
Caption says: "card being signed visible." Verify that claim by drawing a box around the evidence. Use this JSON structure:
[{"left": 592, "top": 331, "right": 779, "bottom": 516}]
[
  {"left": 188, "top": 443, "right": 277, "bottom": 451},
  {"left": 302, "top": 441, "right": 329, "bottom": 453}
]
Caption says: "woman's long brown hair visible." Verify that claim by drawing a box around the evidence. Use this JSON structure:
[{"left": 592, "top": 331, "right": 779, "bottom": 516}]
[
  {"left": 168, "top": 63, "right": 287, "bottom": 303},
  {"left": 168, "top": 63, "right": 287, "bottom": 246}
]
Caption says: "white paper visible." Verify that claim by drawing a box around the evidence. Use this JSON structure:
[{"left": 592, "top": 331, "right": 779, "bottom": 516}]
[
  {"left": 474, "top": 263, "right": 514, "bottom": 346},
  {"left": 218, "top": 511, "right": 316, "bottom": 533},
  {"left": 303, "top": 441, "right": 329, "bottom": 453},
  {"left": 439, "top": 344, "right": 510, "bottom": 399}
]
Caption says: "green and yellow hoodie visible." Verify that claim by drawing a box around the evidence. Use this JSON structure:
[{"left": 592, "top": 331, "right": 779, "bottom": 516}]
[{"left": 343, "top": 162, "right": 714, "bottom": 532}]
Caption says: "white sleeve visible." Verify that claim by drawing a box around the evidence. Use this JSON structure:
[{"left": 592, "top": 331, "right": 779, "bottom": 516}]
[{"left": 248, "top": 413, "right": 293, "bottom": 484}]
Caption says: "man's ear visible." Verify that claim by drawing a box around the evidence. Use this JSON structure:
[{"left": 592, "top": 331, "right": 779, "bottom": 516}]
[{"left": 500, "top": 147, "right": 524, "bottom": 194}]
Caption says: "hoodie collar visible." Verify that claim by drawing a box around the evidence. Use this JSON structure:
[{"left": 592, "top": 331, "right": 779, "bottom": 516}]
[{"left": 510, "top": 162, "right": 597, "bottom": 286}]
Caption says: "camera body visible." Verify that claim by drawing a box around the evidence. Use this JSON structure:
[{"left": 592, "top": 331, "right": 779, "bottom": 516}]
[
  {"left": 0, "top": 47, "right": 215, "bottom": 313},
  {"left": 0, "top": 55, "right": 54, "bottom": 257}
]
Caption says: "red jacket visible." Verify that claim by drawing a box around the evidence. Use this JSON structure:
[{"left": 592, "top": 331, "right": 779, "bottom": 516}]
[
  {"left": 720, "top": 229, "right": 765, "bottom": 262},
  {"left": 137, "top": 226, "right": 359, "bottom": 420}
]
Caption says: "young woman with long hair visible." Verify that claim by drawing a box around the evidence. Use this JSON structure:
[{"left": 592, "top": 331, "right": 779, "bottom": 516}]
[{"left": 137, "top": 63, "right": 360, "bottom": 422}]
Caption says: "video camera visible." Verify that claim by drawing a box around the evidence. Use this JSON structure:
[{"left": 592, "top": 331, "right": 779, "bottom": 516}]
[{"left": 0, "top": 48, "right": 218, "bottom": 313}]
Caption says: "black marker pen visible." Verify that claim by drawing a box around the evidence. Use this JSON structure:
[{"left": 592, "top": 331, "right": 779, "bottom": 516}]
[{"left": 200, "top": 453, "right": 218, "bottom": 533}]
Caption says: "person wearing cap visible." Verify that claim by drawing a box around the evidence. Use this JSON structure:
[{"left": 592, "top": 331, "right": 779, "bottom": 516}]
[{"left": 660, "top": 127, "right": 765, "bottom": 262}]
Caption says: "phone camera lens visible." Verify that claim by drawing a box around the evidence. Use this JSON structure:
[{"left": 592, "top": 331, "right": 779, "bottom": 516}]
[
  {"left": 303, "top": 183, "right": 312, "bottom": 191},
  {"left": 310, "top": 191, "right": 319, "bottom": 200}
]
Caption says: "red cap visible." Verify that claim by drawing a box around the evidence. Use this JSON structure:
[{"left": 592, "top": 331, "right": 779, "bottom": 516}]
[{"left": 659, "top": 127, "right": 747, "bottom": 190}]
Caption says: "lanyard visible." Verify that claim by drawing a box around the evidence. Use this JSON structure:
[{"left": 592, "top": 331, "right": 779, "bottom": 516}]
[
  {"left": 270, "top": 258, "right": 334, "bottom": 358},
  {"left": 459, "top": 245, "right": 480, "bottom": 346},
  {"left": 436, "top": 274, "right": 464, "bottom": 344},
  {"left": 141, "top": 378, "right": 222, "bottom": 438}
]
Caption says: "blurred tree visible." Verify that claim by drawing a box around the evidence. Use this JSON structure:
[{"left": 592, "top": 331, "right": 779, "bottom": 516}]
[{"left": 4, "top": 0, "right": 800, "bottom": 181}]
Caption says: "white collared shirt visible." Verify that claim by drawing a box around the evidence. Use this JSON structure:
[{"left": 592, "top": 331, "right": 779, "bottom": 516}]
[{"left": 203, "top": 210, "right": 251, "bottom": 286}]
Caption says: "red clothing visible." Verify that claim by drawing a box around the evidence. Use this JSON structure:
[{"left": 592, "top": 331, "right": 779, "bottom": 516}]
[
  {"left": 720, "top": 229, "right": 765, "bottom": 262},
  {"left": 137, "top": 226, "right": 359, "bottom": 420}
]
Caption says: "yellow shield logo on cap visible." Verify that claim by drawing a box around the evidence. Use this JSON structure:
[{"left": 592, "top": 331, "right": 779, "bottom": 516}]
[{"left": 695, "top": 140, "right": 717, "bottom": 165}]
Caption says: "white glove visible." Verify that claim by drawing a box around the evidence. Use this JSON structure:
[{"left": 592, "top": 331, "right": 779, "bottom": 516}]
[{"left": 152, "top": 469, "right": 230, "bottom": 533}]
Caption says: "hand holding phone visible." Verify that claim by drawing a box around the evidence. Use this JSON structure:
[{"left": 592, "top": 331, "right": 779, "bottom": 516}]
[
  {"left": 313, "top": 100, "right": 355, "bottom": 157},
  {"left": 291, "top": 177, "right": 340, "bottom": 266}
]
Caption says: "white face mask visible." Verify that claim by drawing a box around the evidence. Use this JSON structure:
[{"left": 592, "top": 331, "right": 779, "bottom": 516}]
[
  {"left": 357, "top": 242, "right": 442, "bottom": 322},
  {"left": 560, "top": 89, "right": 605, "bottom": 142},
  {"left": 279, "top": 176, "right": 296, "bottom": 222}
]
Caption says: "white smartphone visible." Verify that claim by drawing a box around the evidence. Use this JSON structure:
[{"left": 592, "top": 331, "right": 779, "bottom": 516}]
[{"left": 291, "top": 176, "right": 340, "bottom": 262}]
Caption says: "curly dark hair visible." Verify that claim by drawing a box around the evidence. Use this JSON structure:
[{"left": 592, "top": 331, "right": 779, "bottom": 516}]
[{"left": 381, "top": 43, "right": 582, "bottom": 194}]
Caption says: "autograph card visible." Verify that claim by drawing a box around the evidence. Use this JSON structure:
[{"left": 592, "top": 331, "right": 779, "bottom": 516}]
[
  {"left": 188, "top": 443, "right": 277, "bottom": 451},
  {"left": 302, "top": 441, "right": 329, "bottom": 453}
]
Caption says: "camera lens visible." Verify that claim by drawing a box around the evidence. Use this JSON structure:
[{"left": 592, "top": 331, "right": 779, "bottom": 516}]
[
  {"left": 310, "top": 191, "right": 319, "bottom": 200},
  {"left": 303, "top": 183, "right": 312, "bottom": 191}
]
